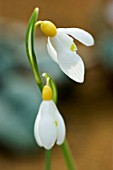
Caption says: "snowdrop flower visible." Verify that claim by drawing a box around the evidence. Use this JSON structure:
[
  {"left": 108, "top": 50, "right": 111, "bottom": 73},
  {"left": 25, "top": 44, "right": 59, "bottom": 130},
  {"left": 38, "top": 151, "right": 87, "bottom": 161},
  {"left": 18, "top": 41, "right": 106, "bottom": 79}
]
[
  {"left": 34, "top": 84, "right": 66, "bottom": 150},
  {"left": 38, "top": 21, "right": 94, "bottom": 83}
]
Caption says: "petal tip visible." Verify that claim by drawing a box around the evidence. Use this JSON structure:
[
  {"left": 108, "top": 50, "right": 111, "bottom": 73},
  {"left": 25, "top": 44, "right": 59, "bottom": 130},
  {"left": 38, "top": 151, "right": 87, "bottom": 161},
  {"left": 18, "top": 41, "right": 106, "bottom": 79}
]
[
  {"left": 44, "top": 143, "right": 54, "bottom": 150},
  {"left": 56, "top": 140, "right": 64, "bottom": 145},
  {"left": 75, "top": 77, "right": 84, "bottom": 83},
  {"left": 86, "top": 36, "right": 95, "bottom": 46}
]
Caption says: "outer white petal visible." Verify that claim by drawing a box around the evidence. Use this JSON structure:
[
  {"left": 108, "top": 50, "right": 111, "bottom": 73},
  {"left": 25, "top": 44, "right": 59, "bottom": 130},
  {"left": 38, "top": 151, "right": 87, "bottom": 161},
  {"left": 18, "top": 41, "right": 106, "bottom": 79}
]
[
  {"left": 47, "top": 38, "right": 58, "bottom": 63},
  {"left": 50, "top": 32, "right": 74, "bottom": 53},
  {"left": 34, "top": 103, "right": 44, "bottom": 147},
  {"left": 48, "top": 101, "right": 66, "bottom": 145},
  {"left": 38, "top": 114, "right": 57, "bottom": 150},
  {"left": 34, "top": 112, "right": 43, "bottom": 147},
  {"left": 58, "top": 28, "right": 94, "bottom": 46},
  {"left": 37, "top": 101, "right": 57, "bottom": 150},
  {"left": 58, "top": 51, "right": 84, "bottom": 83},
  {"left": 56, "top": 113, "right": 66, "bottom": 145},
  {"left": 56, "top": 31, "right": 74, "bottom": 48}
]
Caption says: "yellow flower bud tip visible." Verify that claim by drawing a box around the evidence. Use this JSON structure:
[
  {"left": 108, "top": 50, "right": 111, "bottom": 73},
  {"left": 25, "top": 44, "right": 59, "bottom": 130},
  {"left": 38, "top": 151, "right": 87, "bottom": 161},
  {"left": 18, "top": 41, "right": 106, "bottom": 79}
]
[
  {"left": 42, "top": 85, "right": 53, "bottom": 100},
  {"left": 40, "top": 21, "right": 57, "bottom": 37}
]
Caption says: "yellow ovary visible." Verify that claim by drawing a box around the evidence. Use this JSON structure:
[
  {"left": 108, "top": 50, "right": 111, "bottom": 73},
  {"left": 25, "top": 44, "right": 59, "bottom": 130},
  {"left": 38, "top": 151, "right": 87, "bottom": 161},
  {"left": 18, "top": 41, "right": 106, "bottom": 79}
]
[
  {"left": 40, "top": 21, "right": 57, "bottom": 37},
  {"left": 42, "top": 85, "right": 53, "bottom": 100}
]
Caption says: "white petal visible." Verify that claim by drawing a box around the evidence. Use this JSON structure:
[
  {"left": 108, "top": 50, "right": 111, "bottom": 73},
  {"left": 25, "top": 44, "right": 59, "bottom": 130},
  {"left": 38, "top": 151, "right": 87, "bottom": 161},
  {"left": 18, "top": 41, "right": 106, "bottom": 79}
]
[
  {"left": 50, "top": 32, "right": 74, "bottom": 53},
  {"left": 38, "top": 114, "right": 57, "bottom": 150},
  {"left": 34, "top": 105, "right": 43, "bottom": 147},
  {"left": 34, "top": 102, "right": 44, "bottom": 146},
  {"left": 58, "top": 50, "right": 84, "bottom": 83},
  {"left": 48, "top": 101, "right": 66, "bottom": 145},
  {"left": 37, "top": 101, "right": 57, "bottom": 150},
  {"left": 56, "top": 113, "right": 66, "bottom": 145},
  {"left": 56, "top": 31, "right": 74, "bottom": 48},
  {"left": 58, "top": 28, "right": 94, "bottom": 46},
  {"left": 47, "top": 38, "right": 58, "bottom": 63}
]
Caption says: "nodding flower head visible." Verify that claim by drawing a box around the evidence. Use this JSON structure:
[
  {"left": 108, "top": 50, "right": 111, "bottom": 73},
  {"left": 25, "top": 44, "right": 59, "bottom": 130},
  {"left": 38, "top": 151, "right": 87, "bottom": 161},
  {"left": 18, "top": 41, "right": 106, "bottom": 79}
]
[
  {"left": 36, "top": 20, "right": 94, "bottom": 83},
  {"left": 34, "top": 84, "right": 66, "bottom": 150}
]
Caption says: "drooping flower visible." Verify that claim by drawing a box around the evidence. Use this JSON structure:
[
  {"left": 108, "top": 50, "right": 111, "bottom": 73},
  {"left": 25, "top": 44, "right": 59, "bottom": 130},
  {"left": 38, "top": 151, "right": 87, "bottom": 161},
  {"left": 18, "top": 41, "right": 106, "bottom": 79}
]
[
  {"left": 34, "top": 84, "right": 66, "bottom": 150},
  {"left": 38, "top": 21, "right": 94, "bottom": 83}
]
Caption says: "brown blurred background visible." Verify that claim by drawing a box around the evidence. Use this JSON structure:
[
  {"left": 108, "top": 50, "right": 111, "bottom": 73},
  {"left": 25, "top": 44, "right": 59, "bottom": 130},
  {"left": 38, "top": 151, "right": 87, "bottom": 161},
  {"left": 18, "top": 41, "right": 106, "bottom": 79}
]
[{"left": 0, "top": 0, "right": 113, "bottom": 170}]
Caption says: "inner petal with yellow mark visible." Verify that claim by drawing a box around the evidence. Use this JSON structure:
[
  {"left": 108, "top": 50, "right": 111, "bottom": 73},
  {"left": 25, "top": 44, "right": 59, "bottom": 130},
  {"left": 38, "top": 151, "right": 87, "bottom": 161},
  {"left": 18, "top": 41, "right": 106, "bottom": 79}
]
[
  {"left": 54, "top": 120, "right": 58, "bottom": 127},
  {"left": 70, "top": 43, "right": 77, "bottom": 52}
]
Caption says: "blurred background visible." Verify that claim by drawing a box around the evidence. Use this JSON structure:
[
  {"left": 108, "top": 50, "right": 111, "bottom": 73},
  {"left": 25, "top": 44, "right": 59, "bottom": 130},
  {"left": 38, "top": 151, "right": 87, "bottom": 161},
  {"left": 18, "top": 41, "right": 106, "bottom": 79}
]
[{"left": 0, "top": 0, "right": 113, "bottom": 169}]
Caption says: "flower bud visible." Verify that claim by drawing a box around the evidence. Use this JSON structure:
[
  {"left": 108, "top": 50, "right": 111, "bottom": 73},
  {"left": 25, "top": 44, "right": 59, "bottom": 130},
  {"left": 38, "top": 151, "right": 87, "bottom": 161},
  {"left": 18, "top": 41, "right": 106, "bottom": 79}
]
[
  {"left": 42, "top": 85, "right": 53, "bottom": 100},
  {"left": 40, "top": 21, "right": 57, "bottom": 37}
]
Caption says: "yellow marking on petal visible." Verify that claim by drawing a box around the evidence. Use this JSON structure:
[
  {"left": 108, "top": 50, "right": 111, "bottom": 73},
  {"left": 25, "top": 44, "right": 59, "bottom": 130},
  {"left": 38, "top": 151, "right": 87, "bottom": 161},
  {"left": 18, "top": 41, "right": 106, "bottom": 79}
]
[
  {"left": 40, "top": 21, "right": 57, "bottom": 37},
  {"left": 54, "top": 120, "right": 58, "bottom": 127},
  {"left": 42, "top": 85, "right": 53, "bottom": 100},
  {"left": 70, "top": 43, "right": 77, "bottom": 52}
]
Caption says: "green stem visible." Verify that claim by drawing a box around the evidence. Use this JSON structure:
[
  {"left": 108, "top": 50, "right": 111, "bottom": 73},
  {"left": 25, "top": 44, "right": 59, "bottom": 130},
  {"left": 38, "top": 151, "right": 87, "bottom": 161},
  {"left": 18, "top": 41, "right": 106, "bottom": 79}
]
[
  {"left": 61, "top": 140, "right": 76, "bottom": 170},
  {"left": 45, "top": 150, "right": 51, "bottom": 170}
]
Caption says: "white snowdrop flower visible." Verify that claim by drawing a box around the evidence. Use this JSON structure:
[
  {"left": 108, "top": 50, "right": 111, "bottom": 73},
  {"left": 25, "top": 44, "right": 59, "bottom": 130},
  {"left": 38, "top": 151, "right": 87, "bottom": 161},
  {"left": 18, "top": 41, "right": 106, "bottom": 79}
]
[
  {"left": 34, "top": 85, "right": 66, "bottom": 150},
  {"left": 39, "top": 21, "right": 94, "bottom": 83}
]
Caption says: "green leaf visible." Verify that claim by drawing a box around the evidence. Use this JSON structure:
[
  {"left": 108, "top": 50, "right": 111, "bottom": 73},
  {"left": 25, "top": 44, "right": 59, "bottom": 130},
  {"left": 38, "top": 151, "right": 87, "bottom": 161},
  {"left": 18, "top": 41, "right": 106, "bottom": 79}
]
[{"left": 26, "top": 8, "right": 43, "bottom": 91}]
